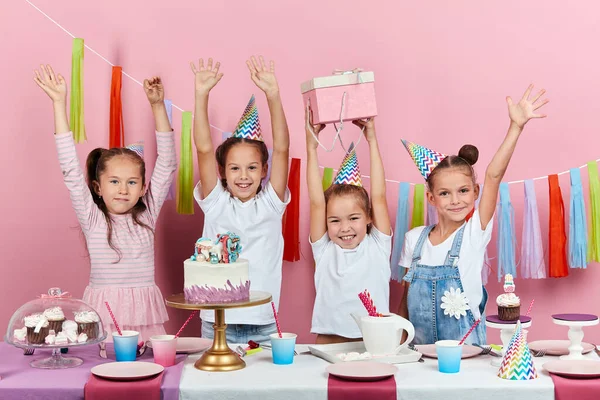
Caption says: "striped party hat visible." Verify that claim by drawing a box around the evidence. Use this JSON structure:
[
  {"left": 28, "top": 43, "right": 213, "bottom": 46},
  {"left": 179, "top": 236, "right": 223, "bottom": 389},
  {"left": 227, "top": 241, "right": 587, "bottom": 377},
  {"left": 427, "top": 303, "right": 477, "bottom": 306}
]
[
  {"left": 333, "top": 143, "right": 362, "bottom": 187},
  {"left": 401, "top": 139, "right": 447, "bottom": 181},
  {"left": 232, "top": 95, "right": 263, "bottom": 141},
  {"left": 126, "top": 141, "right": 144, "bottom": 159},
  {"left": 498, "top": 321, "right": 538, "bottom": 380}
]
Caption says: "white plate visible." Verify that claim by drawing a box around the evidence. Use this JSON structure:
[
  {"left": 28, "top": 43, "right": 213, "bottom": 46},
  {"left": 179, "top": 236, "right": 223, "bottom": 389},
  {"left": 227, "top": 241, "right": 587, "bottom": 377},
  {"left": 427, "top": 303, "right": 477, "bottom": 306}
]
[
  {"left": 147, "top": 337, "right": 211, "bottom": 354},
  {"left": 91, "top": 362, "right": 164, "bottom": 381},
  {"left": 416, "top": 344, "right": 483, "bottom": 359},
  {"left": 327, "top": 361, "right": 398, "bottom": 382},
  {"left": 308, "top": 341, "right": 421, "bottom": 364},
  {"left": 529, "top": 340, "right": 594, "bottom": 356},
  {"left": 543, "top": 360, "right": 600, "bottom": 378}
]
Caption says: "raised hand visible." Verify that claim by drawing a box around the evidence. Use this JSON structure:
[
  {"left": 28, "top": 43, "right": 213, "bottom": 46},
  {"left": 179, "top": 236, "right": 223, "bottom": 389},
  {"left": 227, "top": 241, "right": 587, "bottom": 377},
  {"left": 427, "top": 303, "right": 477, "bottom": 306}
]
[
  {"left": 33, "top": 64, "right": 67, "bottom": 103},
  {"left": 352, "top": 118, "right": 376, "bottom": 142},
  {"left": 506, "top": 84, "right": 549, "bottom": 129},
  {"left": 190, "top": 58, "right": 223, "bottom": 95},
  {"left": 306, "top": 104, "right": 325, "bottom": 149},
  {"left": 143, "top": 76, "right": 164, "bottom": 105},
  {"left": 246, "top": 56, "right": 279, "bottom": 97}
]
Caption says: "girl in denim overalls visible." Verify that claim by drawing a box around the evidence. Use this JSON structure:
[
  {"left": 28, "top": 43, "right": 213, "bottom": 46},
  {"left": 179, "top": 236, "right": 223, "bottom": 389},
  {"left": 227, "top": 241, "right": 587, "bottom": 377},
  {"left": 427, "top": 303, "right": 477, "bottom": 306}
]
[{"left": 397, "top": 85, "right": 549, "bottom": 345}]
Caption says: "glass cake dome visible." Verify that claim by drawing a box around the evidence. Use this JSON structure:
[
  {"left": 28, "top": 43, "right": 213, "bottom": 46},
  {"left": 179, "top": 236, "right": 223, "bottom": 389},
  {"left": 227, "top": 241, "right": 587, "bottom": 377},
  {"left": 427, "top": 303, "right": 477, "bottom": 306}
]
[{"left": 5, "top": 287, "right": 107, "bottom": 369}]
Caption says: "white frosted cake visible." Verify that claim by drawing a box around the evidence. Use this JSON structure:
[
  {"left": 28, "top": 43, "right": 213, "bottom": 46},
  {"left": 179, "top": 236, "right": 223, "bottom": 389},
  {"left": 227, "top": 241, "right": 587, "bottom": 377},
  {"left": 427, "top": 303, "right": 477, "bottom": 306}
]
[{"left": 183, "top": 232, "right": 251, "bottom": 303}]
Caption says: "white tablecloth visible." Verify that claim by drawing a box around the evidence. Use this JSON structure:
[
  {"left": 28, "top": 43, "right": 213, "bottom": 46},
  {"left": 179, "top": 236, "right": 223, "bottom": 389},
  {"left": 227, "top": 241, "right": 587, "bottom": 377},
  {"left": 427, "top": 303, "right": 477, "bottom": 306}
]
[{"left": 179, "top": 344, "right": 591, "bottom": 400}]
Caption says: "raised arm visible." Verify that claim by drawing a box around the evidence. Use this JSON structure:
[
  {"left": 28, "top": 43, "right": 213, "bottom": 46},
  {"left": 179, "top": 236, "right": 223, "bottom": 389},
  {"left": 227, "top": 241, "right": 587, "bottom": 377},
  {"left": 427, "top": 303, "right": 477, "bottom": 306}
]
[
  {"left": 353, "top": 118, "right": 391, "bottom": 235},
  {"left": 143, "top": 77, "right": 177, "bottom": 220},
  {"left": 34, "top": 64, "right": 98, "bottom": 233},
  {"left": 478, "top": 84, "right": 549, "bottom": 229},
  {"left": 306, "top": 105, "right": 327, "bottom": 242},
  {"left": 190, "top": 58, "right": 223, "bottom": 198},
  {"left": 247, "top": 56, "right": 290, "bottom": 201}
]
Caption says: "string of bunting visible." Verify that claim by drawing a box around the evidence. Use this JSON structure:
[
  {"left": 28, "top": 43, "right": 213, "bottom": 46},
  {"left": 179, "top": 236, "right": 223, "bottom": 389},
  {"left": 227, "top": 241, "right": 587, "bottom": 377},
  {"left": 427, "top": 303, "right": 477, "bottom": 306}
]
[{"left": 26, "top": 0, "right": 600, "bottom": 274}]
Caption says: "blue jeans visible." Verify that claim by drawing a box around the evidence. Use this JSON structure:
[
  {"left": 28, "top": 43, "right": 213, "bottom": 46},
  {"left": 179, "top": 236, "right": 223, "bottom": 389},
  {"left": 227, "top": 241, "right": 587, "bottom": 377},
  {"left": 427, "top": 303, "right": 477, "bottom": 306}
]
[{"left": 201, "top": 321, "right": 277, "bottom": 344}]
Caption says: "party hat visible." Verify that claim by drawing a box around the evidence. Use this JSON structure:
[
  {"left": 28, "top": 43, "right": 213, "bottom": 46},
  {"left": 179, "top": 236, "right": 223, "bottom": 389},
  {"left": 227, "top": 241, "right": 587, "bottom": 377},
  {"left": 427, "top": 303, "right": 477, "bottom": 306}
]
[
  {"left": 232, "top": 95, "right": 263, "bottom": 141},
  {"left": 333, "top": 143, "right": 362, "bottom": 187},
  {"left": 498, "top": 321, "right": 538, "bottom": 380},
  {"left": 401, "top": 139, "right": 447, "bottom": 181},
  {"left": 126, "top": 141, "right": 144, "bottom": 159}
]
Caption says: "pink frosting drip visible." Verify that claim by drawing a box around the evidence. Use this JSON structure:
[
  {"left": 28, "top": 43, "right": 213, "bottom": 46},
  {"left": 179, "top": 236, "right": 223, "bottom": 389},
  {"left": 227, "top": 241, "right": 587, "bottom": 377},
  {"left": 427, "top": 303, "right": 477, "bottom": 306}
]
[{"left": 184, "top": 280, "right": 251, "bottom": 303}]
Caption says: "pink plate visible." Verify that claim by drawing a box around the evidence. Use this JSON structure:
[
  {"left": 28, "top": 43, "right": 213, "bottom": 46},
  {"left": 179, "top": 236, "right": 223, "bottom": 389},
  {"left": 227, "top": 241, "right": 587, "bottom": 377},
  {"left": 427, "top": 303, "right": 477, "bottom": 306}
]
[
  {"left": 326, "top": 361, "right": 398, "bottom": 382},
  {"left": 529, "top": 340, "right": 594, "bottom": 356},
  {"left": 91, "top": 362, "right": 164, "bottom": 381},
  {"left": 543, "top": 360, "right": 600, "bottom": 378},
  {"left": 416, "top": 344, "right": 483, "bottom": 359},
  {"left": 147, "top": 337, "right": 211, "bottom": 354}
]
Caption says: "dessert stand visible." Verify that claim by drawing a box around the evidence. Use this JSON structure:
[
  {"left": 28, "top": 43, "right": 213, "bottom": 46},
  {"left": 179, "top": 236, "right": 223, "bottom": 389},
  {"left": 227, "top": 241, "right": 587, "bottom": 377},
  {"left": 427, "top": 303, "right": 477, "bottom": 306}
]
[
  {"left": 551, "top": 313, "right": 599, "bottom": 360},
  {"left": 485, "top": 315, "right": 532, "bottom": 367}
]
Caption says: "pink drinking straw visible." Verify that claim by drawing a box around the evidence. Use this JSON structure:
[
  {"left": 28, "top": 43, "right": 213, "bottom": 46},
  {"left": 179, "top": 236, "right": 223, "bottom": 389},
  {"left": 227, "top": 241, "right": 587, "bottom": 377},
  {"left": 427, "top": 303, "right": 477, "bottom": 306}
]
[
  {"left": 458, "top": 319, "right": 480, "bottom": 345},
  {"left": 104, "top": 301, "right": 122, "bottom": 335},
  {"left": 526, "top": 299, "right": 535, "bottom": 317},
  {"left": 271, "top": 302, "right": 282, "bottom": 338},
  {"left": 175, "top": 311, "right": 198, "bottom": 338}
]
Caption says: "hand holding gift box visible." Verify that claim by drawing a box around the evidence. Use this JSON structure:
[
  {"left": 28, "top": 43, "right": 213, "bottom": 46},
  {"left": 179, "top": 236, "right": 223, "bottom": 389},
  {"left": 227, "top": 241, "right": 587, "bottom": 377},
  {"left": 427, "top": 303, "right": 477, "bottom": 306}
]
[{"left": 301, "top": 69, "right": 377, "bottom": 125}]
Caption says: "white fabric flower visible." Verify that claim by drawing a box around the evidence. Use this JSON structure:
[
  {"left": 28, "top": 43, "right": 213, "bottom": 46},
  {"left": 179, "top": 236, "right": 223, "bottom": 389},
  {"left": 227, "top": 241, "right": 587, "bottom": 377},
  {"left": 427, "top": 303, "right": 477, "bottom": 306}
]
[{"left": 441, "top": 287, "right": 470, "bottom": 320}]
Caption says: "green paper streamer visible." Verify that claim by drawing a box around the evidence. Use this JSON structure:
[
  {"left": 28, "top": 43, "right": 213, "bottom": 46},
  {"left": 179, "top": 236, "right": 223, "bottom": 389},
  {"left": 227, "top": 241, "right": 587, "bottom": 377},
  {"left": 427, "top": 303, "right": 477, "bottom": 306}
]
[
  {"left": 177, "top": 112, "right": 194, "bottom": 215},
  {"left": 587, "top": 161, "right": 600, "bottom": 262},
  {"left": 411, "top": 184, "right": 425, "bottom": 228},
  {"left": 322, "top": 167, "right": 334, "bottom": 192},
  {"left": 70, "top": 38, "right": 85, "bottom": 143}
]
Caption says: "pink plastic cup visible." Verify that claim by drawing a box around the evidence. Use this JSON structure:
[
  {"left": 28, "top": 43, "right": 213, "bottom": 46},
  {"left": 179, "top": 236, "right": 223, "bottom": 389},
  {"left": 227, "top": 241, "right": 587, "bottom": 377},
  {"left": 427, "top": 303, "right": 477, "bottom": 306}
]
[{"left": 150, "top": 335, "right": 177, "bottom": 367}]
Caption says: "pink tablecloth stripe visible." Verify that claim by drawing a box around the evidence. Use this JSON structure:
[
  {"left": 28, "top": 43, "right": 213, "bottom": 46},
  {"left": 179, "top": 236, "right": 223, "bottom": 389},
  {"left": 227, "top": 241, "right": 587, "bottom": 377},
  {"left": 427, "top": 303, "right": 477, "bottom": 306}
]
[
  {"left": 85, "top": 371, "right": 163, "bottom": 400},
  {"left": 328, "top": 375, "right": 397, "bottom": 400},
  {"left": 551, "top": 373, "right": 600, "bottom": 400}
]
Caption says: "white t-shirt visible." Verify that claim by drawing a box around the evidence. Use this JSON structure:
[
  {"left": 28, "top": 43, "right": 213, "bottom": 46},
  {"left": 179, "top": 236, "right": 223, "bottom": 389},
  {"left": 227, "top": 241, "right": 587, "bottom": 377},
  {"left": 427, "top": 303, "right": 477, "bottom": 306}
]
[
  {"left": 311, "top": 227, "right": 392, "bottom": 338},
  {"left": 399, "top": 210, "right": 493, "bottom": 319},
  {"left": 194, "top": 181, "right": 290, "bottom": 324}
]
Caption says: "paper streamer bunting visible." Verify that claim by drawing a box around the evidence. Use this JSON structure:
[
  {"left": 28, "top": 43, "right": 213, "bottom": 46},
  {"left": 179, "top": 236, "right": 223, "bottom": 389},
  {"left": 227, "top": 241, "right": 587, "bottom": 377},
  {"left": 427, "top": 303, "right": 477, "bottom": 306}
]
[
  {"left": 164, "top": 99, "right": 176, "bottom": 201},
  {"left": 322, "top": 167, "right": 334, "bottom": 192},
  {"left": 70, "top": 38, "right": 86, "bottom": 143},
  {"left": 411, "top": 184, "right": 425, "bottom": 229},
  {"left": 109, "top": 66, "right": 124, "bottom": 148},
  {"left": 391, "top": 182, "right": 411, "bottom": 281},
  {"left": 521, "top": 180, "right": 546, "bottom": 279},
  {"left": 548, "top": 175, "right": 568, "bottom": 277},
  {"left": 177, "top": 111, "right": 194, "bottom": 215},
  {"left": 588, "top": 161, "right": 600, "bottom": 262},
  {"left": 569, "top": 169, "right": 587, "bottom": 268},
  {"left": 497, "top": 183, "right": 516, "bottom": 281},
  {"left": 426, "top": 202, "right": 438, "bottom": 226},
  {"left": 283, "top": 158, "right": 301, "bottom": 262},
  {"left": 498, "top": 321, "right": 538, "bottom": 380}
]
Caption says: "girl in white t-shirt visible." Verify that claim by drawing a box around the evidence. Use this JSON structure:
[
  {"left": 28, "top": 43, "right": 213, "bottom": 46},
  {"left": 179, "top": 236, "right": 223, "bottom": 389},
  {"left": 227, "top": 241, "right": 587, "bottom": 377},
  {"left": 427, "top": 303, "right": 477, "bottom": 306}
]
[
  {"left": 398, "top": 85, "right": 549, "bottom": 344},
  {"left": 190, "top": 56, "right": 290, "bottom": 343},
  {"left": 305, "top": 105, "right": 392, "bottom": 344}
]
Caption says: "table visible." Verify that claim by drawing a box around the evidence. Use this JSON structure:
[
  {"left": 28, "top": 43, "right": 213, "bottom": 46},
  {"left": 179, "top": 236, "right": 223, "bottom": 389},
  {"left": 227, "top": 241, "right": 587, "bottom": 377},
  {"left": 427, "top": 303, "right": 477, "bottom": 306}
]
[{"left": 179, "top": 344, "right": 561, "bottom": 400}]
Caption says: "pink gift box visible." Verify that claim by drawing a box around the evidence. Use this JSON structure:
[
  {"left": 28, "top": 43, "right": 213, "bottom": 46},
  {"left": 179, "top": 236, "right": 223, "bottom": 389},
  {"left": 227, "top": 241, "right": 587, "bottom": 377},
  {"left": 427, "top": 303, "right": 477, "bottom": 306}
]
[{"left": 301, "top": 71, "right": 377, "bottom": 125}]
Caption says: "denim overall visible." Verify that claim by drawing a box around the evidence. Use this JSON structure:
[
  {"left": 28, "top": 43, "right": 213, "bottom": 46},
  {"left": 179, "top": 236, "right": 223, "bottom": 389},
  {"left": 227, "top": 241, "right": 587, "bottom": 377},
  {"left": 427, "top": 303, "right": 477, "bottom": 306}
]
[{"left": 403, "top": 225, "right": 487, "bottom": 345}]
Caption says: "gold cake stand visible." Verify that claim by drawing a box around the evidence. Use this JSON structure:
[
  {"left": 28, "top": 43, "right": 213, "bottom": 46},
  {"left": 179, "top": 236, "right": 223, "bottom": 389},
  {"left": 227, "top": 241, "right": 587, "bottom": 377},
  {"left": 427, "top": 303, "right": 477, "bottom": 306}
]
[{"left": 166, "top": 291, "right": 272, "bottom": 372}]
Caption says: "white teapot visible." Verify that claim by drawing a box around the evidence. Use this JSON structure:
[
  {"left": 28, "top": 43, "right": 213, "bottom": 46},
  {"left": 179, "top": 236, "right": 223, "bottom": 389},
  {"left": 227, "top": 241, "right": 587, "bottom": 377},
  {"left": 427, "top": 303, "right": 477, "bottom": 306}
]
[{"left": 351, "top": 313, "right": 415, "bottom": 355}]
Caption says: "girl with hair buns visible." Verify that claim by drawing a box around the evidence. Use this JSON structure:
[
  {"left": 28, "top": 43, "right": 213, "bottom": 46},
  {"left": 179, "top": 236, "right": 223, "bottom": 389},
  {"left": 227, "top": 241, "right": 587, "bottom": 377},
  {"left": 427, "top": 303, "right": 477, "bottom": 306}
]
[{"left": 397, "top": 85, "right": 549, "bottom": 344}]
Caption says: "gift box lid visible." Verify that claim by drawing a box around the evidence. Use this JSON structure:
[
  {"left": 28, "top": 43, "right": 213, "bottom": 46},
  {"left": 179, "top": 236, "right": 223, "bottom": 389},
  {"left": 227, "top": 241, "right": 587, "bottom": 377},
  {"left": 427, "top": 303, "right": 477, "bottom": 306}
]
[{"left": 301, "top": 71, "right": 375, "bottom": 93}]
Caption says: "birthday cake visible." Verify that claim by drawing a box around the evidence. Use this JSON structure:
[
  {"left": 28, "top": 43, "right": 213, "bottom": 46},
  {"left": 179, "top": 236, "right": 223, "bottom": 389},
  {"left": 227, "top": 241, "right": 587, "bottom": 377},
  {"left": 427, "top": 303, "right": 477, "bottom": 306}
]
[
  {"left": 183, "top": 232, "right": 251, "bottom": 303},
  {"left": 497, "top": 274, "right": 521, "bottom": 321}
]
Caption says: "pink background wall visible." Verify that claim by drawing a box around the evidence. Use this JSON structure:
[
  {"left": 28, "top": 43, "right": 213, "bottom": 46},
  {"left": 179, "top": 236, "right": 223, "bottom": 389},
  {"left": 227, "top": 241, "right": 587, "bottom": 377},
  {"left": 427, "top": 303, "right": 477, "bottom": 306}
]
[{"left": 2, "top": 0, "right": 600, "bottom": 345}]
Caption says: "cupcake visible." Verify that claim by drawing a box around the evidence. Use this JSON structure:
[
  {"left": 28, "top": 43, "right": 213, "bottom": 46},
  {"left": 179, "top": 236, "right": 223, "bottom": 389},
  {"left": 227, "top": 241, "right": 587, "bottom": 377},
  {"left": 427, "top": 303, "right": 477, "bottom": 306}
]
[
  {"left": 24, "top": 313, "right": 49, "bottom": 344},
  {"left": 74, "top": 311, "right": 100, "bottom": 339},
  {"left": 497, "top": 274, "right": 521, "bottom": 321},
  {"left": 43, "top": 307, "right": 66, "bottom": 333}
]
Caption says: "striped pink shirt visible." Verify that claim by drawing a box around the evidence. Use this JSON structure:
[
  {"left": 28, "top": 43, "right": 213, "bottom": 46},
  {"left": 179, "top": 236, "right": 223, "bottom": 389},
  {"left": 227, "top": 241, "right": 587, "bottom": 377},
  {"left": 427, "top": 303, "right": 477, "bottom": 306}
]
[{"left": 55, "top": 131, "right": 177, "bottom": 288}]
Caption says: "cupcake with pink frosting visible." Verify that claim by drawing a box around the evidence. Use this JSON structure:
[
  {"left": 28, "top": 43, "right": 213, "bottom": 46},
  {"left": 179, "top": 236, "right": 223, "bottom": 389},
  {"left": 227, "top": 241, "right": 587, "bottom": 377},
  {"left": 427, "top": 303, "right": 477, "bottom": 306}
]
[{"left": 497, "top": 274, "right": 520, "bottom": 321}]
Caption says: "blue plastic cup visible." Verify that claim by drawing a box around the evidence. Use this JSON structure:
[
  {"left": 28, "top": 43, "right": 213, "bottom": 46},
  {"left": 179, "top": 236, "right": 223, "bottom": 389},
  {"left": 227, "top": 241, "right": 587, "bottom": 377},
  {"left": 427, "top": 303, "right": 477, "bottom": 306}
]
[
  {"left": 269, "top": 333, "right": 297, "bottom": 365},
  {"left": 435, "top": 340, "right": 463, "bottom": 373},
  {"left": 113, "top": 330, "right": 139, "bottom": 362}
]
